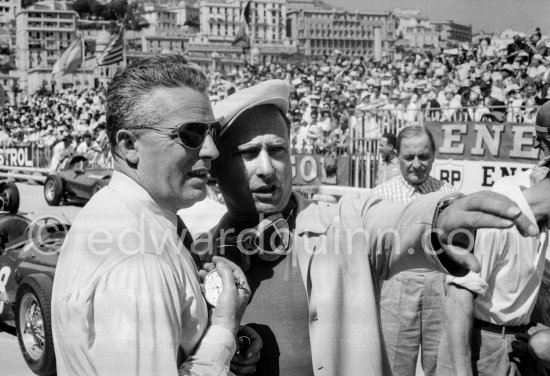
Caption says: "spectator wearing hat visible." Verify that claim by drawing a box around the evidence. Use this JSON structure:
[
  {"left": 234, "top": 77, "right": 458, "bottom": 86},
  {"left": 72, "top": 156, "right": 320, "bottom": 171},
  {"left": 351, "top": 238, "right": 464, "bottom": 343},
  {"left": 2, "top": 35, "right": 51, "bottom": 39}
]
[
  {"left": 500, "top": 64, "right": 519, "bottom": 87},
  {"left": 528, "top": 27, "right": 549, "bottom": 58},
  {"left": 528, "top": 54, "right": 547, "bottom": 80}
]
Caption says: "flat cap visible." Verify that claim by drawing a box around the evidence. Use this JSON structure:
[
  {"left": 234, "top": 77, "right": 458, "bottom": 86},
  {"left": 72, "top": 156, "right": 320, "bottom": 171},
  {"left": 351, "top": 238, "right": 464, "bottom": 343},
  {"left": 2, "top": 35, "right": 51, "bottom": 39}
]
[{"left": 213, "top": 79, "right": 290, "bottom": 136}]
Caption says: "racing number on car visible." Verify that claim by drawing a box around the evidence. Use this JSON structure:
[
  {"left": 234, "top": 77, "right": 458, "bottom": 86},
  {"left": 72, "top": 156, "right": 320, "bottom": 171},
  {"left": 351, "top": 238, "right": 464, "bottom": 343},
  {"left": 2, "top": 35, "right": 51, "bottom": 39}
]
[{"left": 0, "top": 266, "right": 11, "bottom": 314}]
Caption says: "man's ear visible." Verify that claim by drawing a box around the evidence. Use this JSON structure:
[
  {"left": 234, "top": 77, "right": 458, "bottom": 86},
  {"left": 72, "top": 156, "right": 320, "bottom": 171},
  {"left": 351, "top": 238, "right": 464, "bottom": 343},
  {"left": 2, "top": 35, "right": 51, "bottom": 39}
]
[{"left": 116, "top": 129, "right": 139, "bottom": 164}]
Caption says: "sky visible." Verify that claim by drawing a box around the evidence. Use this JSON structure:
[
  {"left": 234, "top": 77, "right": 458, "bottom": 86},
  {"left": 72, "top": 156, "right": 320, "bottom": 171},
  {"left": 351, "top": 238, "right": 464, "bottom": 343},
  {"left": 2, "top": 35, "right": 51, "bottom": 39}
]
[{"left": 323, "top": 0, "right": 550, "bottom": 33}]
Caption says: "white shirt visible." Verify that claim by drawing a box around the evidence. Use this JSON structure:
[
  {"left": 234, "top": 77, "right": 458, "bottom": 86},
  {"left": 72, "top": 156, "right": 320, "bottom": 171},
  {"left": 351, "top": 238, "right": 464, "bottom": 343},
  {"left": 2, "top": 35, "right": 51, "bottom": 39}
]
[
  {"left": 49, "top": 141, "right": 74, "bottom": 173},
  {"left": 178, "top": 198, "right": 227, "bottom": 239},
  {"left": 52, "top": 171, "right": 236, "bottom": 376},
  {"left": 448, "top": 181, "right": 549, "bottom": 326}
]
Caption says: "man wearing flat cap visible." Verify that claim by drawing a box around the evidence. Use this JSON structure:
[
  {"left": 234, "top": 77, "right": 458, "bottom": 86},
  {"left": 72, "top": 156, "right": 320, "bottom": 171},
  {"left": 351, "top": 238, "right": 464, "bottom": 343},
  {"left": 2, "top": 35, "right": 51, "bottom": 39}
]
[{"left": 195, "top": 79, "right": 540, "bottom": 376}]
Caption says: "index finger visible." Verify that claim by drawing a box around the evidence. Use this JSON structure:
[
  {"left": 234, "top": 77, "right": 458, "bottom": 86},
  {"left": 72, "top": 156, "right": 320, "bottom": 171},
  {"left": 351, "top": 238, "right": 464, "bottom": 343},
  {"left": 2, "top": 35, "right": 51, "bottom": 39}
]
[
  {"left": 216, "top": 262, "right": 238, "bottom": 294},
  {"left": 463, "top": 192, "right": 538, "bottom": 237}
]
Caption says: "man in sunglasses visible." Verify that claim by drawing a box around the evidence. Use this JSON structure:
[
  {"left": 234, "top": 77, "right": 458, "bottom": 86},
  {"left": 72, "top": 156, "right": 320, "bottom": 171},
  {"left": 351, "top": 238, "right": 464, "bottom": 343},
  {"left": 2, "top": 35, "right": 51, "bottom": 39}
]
[
  {"left": 192, "top": 79, "right": 540, "bottom": 376},
  {"left": 52, "top": 55, "right": 257, "bottom": 376}
]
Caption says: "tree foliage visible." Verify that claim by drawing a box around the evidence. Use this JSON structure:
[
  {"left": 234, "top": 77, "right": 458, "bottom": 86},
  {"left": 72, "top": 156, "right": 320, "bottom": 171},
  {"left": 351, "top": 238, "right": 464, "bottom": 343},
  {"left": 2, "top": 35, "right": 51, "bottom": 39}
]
[
  {"left": 72, "top": 0, "right": 148, "bottom": 31},
  {"left": 22, "top": 0, "right": 39, "bottom": 8}
]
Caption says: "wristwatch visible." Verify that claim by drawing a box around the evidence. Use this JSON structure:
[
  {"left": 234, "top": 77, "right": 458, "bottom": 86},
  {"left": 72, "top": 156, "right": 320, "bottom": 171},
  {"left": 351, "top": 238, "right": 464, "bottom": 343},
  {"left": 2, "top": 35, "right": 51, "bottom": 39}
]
[
  {"left": 431, "top": 192, "right": 470, "bottom": 276},
  {"left": 432, "top": 192, "right": 465, "bottom": 231}
]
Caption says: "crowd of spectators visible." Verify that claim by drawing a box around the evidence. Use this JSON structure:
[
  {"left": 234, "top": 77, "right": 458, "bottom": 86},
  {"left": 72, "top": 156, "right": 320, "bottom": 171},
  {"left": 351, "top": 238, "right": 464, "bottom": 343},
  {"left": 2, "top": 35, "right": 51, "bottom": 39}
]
[
  {"left": 0, "top": 26, "right": 547, "bottom": 163},
  {"left": 0, "top": 88, "right": 111, "bottom": 169},
  {"left": 208, "top": 26, "right": 550, "bottom": 153}
]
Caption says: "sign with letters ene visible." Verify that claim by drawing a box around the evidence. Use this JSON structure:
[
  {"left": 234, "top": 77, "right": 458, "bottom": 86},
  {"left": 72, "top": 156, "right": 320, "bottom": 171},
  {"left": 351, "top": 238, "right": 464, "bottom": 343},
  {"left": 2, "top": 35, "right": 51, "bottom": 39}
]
[{"left": 424, "top": 122, "right": 540, "bottom": 193}]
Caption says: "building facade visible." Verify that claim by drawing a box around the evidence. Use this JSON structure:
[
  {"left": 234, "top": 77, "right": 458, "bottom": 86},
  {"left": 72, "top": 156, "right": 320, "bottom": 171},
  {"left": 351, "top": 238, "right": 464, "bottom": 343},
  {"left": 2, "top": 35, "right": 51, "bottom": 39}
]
[
  {"left": 191, "top": 0, "right": 296, "bottom": 70},
  {"left": 141, "top": 3, "right": 181, "bottom": 36},
  {"left": 434, "top": 20, "right": 472, "bottom": 48},
  {"left": 394, "top": 9, "right": 439, "bottom": 50},
  {"left": 15, "top": 6, "right": 79, "bottom": 93},
  {"left": 169, "top": 1, "right": 200, "bottom": 28},
  {"left": 286, "top": 8, "right": 395, "bottom": 58},
  {"left": 199, "top": 0, "right": 287, "bottom": 44},
  {"left": 0, "top": 0, "right": 20, "bottom": 28},
  {"left": 15, "top": 6, "right": 77, "bottom": 71}
]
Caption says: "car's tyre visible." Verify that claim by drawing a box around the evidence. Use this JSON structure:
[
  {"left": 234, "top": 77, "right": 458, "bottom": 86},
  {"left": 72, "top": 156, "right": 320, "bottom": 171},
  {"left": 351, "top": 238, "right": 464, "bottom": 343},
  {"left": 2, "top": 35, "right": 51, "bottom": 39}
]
[
  {"left": 15, "top": 274, "right": 56, "bottom": 376},
  {"left": 0, "top": 181, "right": 20, "bottom": 214},
  {"left": 44, "top": 176, "right": 64, "bottom": 206}
]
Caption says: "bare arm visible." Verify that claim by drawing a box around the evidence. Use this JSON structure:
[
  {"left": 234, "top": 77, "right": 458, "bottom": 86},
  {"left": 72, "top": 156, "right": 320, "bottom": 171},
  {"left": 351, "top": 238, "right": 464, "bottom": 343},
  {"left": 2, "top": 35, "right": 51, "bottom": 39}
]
[{"left": 446, "top": 283, "right": 476, "bottom": 376}]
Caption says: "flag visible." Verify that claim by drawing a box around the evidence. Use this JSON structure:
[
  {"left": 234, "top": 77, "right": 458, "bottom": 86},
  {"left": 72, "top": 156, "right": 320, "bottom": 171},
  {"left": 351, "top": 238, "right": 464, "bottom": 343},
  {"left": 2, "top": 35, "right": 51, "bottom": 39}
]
[
  {"left": 97, "top": 29, "right": 124, "bottom": 66},
  {"left": 232, "top": 1, "right": 251, "bottom": 49},
  {"left": 52, "top": 37, "right": 83, "bottom": 75}
]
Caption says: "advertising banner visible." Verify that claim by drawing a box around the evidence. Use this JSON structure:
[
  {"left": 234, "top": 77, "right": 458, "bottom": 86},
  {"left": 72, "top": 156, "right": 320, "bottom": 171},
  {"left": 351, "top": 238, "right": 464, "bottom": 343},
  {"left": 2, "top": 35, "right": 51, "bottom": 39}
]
[
  {"left": 291, "top": 154, "right": 351, "bottom": 186},
  {"left": 425, "top": 122, "right": 540, "bottom": 193},
  {"left": 0, "top": 146, "right": 34, "bottom": 167}
]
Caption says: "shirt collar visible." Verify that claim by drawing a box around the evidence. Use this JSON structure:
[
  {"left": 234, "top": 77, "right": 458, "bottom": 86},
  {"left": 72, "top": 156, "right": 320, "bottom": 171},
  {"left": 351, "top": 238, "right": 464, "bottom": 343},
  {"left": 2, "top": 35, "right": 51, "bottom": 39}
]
[
  {"left": 397, "top": 174, "right": 435, "bottom": 196},
  {"left": 108, "top": 170, "right": 177, "bottom": 226}
]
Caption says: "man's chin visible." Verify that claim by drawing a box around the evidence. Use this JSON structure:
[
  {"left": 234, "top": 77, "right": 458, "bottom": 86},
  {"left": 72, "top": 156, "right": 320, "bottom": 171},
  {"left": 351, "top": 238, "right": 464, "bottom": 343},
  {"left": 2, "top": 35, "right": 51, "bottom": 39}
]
[
  {"left": 255, "top": 202, "right": 284, "bottom": 216},
  {"left": 176, "top": 187, "right": 207, "bottom": 209}
]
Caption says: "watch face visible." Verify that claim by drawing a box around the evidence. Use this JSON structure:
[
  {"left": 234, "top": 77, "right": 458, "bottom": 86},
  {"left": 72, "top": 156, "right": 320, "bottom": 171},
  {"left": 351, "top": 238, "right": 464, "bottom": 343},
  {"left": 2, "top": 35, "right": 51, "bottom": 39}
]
[{"left": 203, "top": 269, "right": 223, "bottom": 307}]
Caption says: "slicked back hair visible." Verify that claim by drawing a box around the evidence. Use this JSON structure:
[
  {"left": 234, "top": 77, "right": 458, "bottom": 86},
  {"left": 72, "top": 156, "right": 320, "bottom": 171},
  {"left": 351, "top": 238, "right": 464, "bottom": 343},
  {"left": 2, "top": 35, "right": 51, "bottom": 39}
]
[
  {"left": 106, "top": 55, "right": 209, "bottom": 152},
  {"left": 397, "top": 125, "right": 436, "bottom": 154}
]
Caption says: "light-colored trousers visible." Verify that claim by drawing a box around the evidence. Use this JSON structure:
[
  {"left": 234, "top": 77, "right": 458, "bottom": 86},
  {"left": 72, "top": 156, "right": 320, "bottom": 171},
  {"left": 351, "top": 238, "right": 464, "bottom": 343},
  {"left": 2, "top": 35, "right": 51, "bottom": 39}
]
[{"left": 380, "top": 270, "right": 445, "bottom": 376}]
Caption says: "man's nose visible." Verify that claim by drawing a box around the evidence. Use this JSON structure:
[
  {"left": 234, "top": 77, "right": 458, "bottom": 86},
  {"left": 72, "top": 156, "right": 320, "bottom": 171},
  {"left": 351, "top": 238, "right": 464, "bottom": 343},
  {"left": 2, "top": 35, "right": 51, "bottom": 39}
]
[
  {"left": 199, "top": 134, "right": 219, "bottom": 160},
  {"left": 411, "top": 157, "right": 422, "bottom": 169},
  {"left": 256, "top": 149, "right": 275, "bottom": 177}
]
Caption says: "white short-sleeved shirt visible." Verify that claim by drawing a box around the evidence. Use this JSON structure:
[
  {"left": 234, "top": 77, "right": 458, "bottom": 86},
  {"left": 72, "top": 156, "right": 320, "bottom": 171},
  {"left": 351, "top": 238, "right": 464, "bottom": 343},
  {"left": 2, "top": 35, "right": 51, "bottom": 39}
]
[{"left": 448, "top": 180, "right": 549, "bottom": 326}]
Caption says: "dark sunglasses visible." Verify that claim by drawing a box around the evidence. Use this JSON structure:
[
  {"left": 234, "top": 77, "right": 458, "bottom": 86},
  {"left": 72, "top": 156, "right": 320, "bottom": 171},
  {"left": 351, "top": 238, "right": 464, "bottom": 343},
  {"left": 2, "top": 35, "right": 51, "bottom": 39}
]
[
  {"left": 173, "top": 121, "right": 220, "bottom": 149},
  {"left": 138, "top": 121, "right": 220, "bottom": 149}
]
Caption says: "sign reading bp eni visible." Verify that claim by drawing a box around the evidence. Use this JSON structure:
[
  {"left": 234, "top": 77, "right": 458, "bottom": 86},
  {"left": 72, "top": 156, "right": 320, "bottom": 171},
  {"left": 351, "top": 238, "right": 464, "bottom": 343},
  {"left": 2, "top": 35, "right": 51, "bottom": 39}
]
[
  {"left": 425, "top": 122, "right": 540, "bottom": 193},
  {"left": 0, "top": 146, "right": 34, "bottom": 167}
]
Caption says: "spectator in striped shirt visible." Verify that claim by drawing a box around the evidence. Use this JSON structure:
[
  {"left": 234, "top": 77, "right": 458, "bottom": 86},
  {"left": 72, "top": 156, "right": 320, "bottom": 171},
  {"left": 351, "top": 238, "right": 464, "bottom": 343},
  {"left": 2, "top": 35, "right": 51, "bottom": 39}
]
[{"left": 373, "top": 125, "right": 456, "bottom": 376}]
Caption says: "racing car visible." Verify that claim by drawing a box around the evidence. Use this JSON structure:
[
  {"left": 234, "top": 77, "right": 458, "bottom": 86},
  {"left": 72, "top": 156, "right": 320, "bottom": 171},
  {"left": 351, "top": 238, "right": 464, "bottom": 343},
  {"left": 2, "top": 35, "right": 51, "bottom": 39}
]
[
  {"left": 0, "top": 214, "right": 68, "bottom": 376},
  {"left": 0, "top": 179, "right": 20, "bottom": 214},
  {"left": 44, "top": 155, "right": 112, "bottom": 206}
]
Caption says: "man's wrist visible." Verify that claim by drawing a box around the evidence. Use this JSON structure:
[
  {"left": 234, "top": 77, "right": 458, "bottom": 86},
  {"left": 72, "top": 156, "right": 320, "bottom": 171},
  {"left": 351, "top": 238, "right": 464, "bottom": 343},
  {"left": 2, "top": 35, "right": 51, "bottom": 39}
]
[{"left": 432, "top": 192, "right": 466, "bottom": 243}]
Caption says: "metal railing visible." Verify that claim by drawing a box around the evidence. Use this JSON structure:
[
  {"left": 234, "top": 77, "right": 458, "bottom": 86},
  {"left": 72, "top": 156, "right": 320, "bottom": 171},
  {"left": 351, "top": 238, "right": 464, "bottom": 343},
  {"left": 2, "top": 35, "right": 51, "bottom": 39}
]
[{"left": 292, "top": 105, "right": 540, "bottom": 190}]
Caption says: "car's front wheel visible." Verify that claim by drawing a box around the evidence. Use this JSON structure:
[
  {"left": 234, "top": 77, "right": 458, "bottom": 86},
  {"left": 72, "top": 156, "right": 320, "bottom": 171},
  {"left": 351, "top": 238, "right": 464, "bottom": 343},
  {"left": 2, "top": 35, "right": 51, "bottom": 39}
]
[
  {"left": 15, "top": 274, "right": 56, "bottom": 376},
  {"left": 0, "top": 181, "right": 20, "bottom": 214},
  {"left": 44, "top": 176, "right": 64, "bottom": 206}
]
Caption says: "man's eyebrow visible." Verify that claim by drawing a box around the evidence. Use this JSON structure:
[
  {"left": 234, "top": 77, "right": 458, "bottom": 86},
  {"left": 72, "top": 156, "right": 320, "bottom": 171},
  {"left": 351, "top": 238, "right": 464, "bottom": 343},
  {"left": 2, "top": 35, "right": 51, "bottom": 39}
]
[{"left": 236, "top": 138, "right": 289, "bottom": 151}]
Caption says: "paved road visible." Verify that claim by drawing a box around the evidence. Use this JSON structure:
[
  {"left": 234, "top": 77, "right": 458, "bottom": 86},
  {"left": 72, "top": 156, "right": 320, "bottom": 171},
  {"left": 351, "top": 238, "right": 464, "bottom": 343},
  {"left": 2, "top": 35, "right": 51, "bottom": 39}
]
[{"left": 1, "top": 181, "right": 81, "bottom": 376}]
